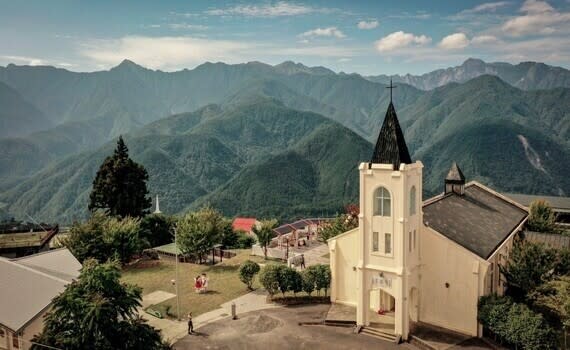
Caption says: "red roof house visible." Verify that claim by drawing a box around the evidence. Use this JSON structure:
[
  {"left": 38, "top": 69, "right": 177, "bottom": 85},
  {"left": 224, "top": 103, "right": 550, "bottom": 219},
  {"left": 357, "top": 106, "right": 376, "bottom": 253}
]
[{"left": 232, "top": 218, "right": 259, "bottom": 235}]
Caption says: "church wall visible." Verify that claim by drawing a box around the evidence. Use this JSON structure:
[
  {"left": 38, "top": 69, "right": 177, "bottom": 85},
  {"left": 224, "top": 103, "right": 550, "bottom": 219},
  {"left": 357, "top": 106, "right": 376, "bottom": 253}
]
[
  {"left": 419, "top": 225, "right": 483, "bottom": 336},
  {"left": 329, "top": 228, "right": 358, "bottom": 306}
]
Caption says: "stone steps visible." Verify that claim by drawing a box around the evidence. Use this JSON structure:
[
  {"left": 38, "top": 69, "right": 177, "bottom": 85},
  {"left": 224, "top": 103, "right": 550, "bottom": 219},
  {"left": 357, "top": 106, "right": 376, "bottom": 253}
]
[{"left": 360, "top": 326, "right": 399, "bottom": 343}]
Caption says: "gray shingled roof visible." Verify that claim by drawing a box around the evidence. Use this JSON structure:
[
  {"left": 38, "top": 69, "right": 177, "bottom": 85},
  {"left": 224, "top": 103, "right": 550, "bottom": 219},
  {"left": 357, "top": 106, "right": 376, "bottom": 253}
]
[
  {"left": 423, "top": 183, "right": 528, "bottom": 259},
  {"left": 370, "top": 102, "right": 412, "bottom": 170},
  {"left": 0, "top": 249, "right": 80, "bottom": 332}
]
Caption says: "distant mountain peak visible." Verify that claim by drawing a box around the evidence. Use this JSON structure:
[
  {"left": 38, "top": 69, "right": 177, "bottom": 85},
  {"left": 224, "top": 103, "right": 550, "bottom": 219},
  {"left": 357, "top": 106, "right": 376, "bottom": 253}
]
[
  {"left": 274, "top": 61, "right": 335, "bottom": 76},
  {"left": 112, "top": 59, "right": 145, "bottom": 71}
]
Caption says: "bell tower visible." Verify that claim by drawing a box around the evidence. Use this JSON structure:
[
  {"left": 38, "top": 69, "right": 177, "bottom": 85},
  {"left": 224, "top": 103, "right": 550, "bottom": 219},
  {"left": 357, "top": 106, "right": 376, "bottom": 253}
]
[{"left": 356, "top": 82, "right": 423, "bottom": 340}]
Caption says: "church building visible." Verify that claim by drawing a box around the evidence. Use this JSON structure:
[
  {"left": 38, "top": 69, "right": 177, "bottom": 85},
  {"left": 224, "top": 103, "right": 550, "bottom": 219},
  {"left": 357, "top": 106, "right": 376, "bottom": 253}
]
[{"left": 327, "top": 95, "right": 528, "bottom": 340}]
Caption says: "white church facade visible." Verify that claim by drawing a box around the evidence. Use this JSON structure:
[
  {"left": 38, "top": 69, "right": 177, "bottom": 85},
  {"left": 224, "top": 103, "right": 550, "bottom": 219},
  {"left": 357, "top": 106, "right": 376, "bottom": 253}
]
[{"left": 327, "top": 98, "right": 528, "bottom": 340}]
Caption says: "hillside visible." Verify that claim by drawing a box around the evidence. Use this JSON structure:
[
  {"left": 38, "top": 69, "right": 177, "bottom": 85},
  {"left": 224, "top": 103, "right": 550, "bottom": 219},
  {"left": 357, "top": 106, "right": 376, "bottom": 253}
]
[
  {"left": 0, "top": 100, "right": 372, "bottom": 222},
  {"left": 0, "top": 81, "right": 52, "bottom": 138},
  {"left": 367, "top": 58, "right": 570, "bottom": 91}
]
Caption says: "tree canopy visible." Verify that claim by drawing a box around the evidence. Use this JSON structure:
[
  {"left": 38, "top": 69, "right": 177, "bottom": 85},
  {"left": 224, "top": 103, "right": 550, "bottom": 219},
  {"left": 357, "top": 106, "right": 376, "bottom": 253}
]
[
  {"left": 32, "top": 260, "right": 170, "bottom": 350},
  {"left": 253, "top": 219, "right": 277, "bottom": 259},
  {"left": 89, "top": 136, "right": 151, "bottom": 218},
  {"left": 176, "top": 206, "right": 225, "bottom": 263}
]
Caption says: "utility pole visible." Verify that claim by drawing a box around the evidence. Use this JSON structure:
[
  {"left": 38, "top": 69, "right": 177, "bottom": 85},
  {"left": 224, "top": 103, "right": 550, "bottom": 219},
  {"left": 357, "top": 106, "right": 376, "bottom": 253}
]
[{"left": 174, "top": 227, "right": 181, "bottom": 321}]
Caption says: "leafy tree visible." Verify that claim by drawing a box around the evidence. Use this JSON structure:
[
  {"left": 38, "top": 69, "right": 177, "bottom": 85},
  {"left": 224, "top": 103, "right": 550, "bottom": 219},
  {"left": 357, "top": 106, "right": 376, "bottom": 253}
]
[
  {"left": 103, "top": 216, "right": 145, "bottom": 264},
  {"left": 65, "top": 213, "right": 109, "bottom": 263},
  {"left": 32, "top": 260, "right": 170, "bottom": 350},
  {"left": 301, "top": 269, "right": 315, "bottom": 296},
  {"left": 500, "top": 240, "right": 557, "bottom": 299},
  {"left": 258, "top": 264, "right": 282, "bottom": 297},
  {"left": 319, "top": 204, "right": 359, "bottom": 242},
  {"left": 533, "top": 276, "right": 570, "bottom": 349},
  {"left": 176, "top": 206, "right": 225, "bottom": 263},
  {"left": 528, "top": 200, "right": 557, "bottom": 233},
  {"left": 221, "top": 221, "right": 239, "bottom": 248},
  {"left": 478, "top": 294, "right": 556, "bottom": 350},
  {"left": 278, "top": 267, "right": 299, "bottom": 297},
  {"left": 236, "top": 233, "right": 256, "bottom": 249},
  {"left": 89, "top": 136, "right": 151, "bottom": 218},
  {"left": 239, "top": 260, "right": 260, "bottom": 290},
  {"left": 65, "top": 213, "right": 145, "bottom": 264},
  {"left": 253, "top": 219, "right": 277, "bottom": 259},
  {"left": 140, "top": 214, "right": 175, "bottom": 248},
  {"left": 305, "top": 264, "right": 331, "bottom": 296}
]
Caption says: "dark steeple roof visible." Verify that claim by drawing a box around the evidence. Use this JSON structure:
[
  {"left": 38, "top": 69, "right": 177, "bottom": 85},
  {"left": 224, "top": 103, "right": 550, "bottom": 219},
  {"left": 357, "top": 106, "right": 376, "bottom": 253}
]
[
  {"left": 370, "top": 101, "right": 412, "bottom": 169},
  {"left": 445, "top": 162, "right": 466, "bottom": 184}
]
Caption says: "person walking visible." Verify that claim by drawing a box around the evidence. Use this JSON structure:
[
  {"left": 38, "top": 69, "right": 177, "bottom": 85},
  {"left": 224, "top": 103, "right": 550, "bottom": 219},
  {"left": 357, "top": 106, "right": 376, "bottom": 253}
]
[
  {"left": 300, "top": 254, "right": 306, "bottom": 269},
  {"left": 187, "top": 313, "right": 194, "bottom": 334}
]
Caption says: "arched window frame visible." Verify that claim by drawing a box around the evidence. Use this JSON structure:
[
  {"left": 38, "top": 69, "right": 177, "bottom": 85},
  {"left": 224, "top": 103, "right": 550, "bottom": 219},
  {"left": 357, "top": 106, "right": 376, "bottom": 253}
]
[
  {"left": 373, "top": 187, "right": 391, "bottom": 217},
  {"left": 409, "top": 186, "right": 417, "bottom": 216}
]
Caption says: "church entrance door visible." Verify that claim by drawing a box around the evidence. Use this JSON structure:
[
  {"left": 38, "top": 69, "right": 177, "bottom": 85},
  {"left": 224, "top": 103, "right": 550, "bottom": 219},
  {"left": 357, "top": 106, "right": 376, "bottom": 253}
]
[{"left": 368, "top": 288, "right": 395, "bottom": 334}]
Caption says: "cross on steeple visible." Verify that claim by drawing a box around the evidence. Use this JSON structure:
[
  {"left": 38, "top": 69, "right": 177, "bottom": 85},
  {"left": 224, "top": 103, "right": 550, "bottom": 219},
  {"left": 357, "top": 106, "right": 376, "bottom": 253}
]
[{"left": 386, "top": 79, "right": 397, "bottom": 102}]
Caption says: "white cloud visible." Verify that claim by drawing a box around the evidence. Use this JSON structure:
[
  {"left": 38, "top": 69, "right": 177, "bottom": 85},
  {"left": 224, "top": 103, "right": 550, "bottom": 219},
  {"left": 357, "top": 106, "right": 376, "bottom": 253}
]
[
  {"left": 0, "top": 55, "right": 47, "bottom": 66},
  {"left": 438, "top": 33, "right": 470, "bottom": 50},
  {"left": 357, "top": 20, "right": 378, "bottom": 30},
  {"left": 462, "top": 1, "right": 511, "bottom": 14},
  {"left": 388, "top": 12, "right": 431, "bottom": 20},
  {"left": 338, "top": 57, "right": 351, "bottom": 62},
  {"left": 80, "top": 36, "right": 253, "bottom": 70},
  {"left": 502, "top": 0, "right": 570, "bottom": 36},
  {"left": 168, "top": 23, "right": 209, "bottom": 30},
  {"left": 299, "top": 27, "right": 346, "bottom": 39},
  {"left": 374, "top": 31, "right": 431, "bottom": 52},
  {"left": 471, "top": 35, "right": 500, "bottom": 45},
  {"left": 205, "top": 1, "right": 323, "bottom": 17}
]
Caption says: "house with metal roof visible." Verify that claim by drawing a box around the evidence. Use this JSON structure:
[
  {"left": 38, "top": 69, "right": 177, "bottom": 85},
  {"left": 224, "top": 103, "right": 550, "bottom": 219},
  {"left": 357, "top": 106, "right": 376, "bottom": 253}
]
[
  {"left": 0, "top": 248, "right": 81, "bottom": 350},
  {"left": 327, "top": 96, "right": 530, "bottom": 342}
]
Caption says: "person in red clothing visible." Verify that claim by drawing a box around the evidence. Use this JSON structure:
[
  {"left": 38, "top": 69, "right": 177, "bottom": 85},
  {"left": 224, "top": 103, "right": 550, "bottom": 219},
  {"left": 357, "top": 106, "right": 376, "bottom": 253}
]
[{"left": 194, "top": 275, "right": 202, "bottom": 292}]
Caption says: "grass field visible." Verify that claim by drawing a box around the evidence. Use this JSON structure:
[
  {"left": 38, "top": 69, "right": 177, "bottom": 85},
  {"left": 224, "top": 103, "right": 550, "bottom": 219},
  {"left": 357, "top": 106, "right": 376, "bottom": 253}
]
[{"left": 122, "top": 249, "right": 283, "bottom": 318}]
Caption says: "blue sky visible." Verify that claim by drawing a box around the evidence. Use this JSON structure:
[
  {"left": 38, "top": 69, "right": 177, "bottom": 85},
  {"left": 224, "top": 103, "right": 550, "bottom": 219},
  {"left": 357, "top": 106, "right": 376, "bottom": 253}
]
[{"left": 1, "top": 0, "right": 569, "bottom": 75}]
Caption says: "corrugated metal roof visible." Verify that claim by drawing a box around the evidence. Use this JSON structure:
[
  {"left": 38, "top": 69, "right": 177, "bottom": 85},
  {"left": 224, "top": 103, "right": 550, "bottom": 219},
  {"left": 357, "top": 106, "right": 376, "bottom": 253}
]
[
  {"left": 0, "top": 248, "right": 80, "bottom": 332},
  {"left": 505, "top": 193, "right": 570, "bottom": 213}
]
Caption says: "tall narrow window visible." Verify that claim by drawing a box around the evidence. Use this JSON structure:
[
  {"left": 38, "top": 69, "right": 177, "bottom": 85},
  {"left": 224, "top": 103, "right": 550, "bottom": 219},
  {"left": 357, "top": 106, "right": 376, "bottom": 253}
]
[
  {"left": 413, "top": 230, "right": 416, "bottom": 250},
  {"left": 12, "top": 334, "right": 19, "bottom": 349},
  {"left": 409, "top": 232, "right": 412, "bottom": 252},
  {"left": 384, "top": 233, "right": 392, "bottom": 255},
  {"left": 409, "top": 186, "right": 417, "bottom": 216},
  {"left": 374, "top": 187, "right": 391, "bottom": 216},
  {"left": 372, "top": 232, "right": 379, "bottom": 252}
]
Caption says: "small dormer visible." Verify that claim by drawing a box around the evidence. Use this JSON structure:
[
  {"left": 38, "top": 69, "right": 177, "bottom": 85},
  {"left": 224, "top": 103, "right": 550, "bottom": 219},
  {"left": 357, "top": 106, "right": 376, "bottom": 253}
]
[{"left": 445, "top": 162, "right": 465, "bottom": 195}]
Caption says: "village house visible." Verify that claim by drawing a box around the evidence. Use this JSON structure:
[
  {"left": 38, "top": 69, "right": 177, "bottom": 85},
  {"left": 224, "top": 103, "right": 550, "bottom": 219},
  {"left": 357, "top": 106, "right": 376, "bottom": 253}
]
[
  {"left": 327, "top": 97, "right": 528, "bottom": 341},
  {"left": 231, "top": 217, "right": 260, "bottom": 236},
  {"left": 0, "top": 248, "right": 81, "bottom": 350}
]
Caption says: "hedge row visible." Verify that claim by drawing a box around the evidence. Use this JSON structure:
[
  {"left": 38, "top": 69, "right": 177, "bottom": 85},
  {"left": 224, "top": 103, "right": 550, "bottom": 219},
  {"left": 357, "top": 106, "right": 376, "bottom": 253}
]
[{"left": 258, "top": 264, "right": 331, "bottom": 298}]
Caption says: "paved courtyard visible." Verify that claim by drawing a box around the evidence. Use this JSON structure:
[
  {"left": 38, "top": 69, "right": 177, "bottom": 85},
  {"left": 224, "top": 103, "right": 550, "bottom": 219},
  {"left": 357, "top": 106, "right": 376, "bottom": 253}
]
[{"left": 174, "top": 304, "right": 408, "bottom": 350}]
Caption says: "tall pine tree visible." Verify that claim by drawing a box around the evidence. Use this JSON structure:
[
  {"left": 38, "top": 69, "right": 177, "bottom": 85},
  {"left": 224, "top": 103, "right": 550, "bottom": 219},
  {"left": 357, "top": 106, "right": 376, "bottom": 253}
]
[{"left": 89, "top": 136, "right": 151, "bottom": 217}]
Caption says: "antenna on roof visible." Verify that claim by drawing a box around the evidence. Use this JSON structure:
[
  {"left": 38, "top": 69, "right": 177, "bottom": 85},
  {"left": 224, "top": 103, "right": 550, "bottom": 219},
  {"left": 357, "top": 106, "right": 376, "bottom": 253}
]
[{"left": 25, "top": 212, "right": 49, "bottom": 234}]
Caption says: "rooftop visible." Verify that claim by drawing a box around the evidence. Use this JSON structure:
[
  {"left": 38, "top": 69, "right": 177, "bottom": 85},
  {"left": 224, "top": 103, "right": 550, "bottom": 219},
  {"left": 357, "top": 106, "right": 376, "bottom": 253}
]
[
  {"left": 423, "top": 182, "right": 528, "bottom": 259},
  {"left": 0, "top": 248, "right": 80, "bottom": 332},
  {"left": 370, "top": 101, "right": 412, "bottom": 170},
  {"left": 505, "top": 193, "right": 570, "bottom": 213}
]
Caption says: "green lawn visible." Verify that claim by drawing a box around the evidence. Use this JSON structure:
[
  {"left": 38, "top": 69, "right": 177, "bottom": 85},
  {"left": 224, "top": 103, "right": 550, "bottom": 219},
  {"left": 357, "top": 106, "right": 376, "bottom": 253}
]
[{"left": 122, "top": 249, "right": 282, "bottom": 318}]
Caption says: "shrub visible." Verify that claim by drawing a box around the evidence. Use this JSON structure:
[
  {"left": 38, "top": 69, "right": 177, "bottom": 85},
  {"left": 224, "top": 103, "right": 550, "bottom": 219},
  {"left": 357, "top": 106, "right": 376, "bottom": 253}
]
[
  {"left": 478, "top": 294, "right": 557, "bottom": 349},
  {"left": 258, "top": 264, "right": 282, "bottom": 296},
  {"left": 306, "top": 264, "right": 331, "bottom": 296},
  {"left": 239, "top": 260, "right": 260, "bottom": 290},
  {"left": 301, "top": 270, "right": 315, "bottom": 296},
  {"left": 279, "top": 267, "right": 302, "bottom": 296},
  {"left": 528, "top": 200, "right": 557, "bottom": 233}
]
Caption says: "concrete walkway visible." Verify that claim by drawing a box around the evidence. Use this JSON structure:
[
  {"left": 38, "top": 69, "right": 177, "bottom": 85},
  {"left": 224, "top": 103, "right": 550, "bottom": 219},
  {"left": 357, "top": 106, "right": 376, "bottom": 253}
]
[
  {"left": 141, "top": 288, "right": 281, "bottom": 344},
  {"left": 288, "top": 241, "right": 330, "bottom": 267}
]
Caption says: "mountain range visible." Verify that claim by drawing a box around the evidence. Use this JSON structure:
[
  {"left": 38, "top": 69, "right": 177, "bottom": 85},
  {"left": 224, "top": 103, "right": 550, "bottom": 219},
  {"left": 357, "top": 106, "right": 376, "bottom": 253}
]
[
  {"left": 0, "top": 58, "right": 568, "bottom": 223},
  {"left": 366, "top": 58, "right": 570, "bottom": 91}
]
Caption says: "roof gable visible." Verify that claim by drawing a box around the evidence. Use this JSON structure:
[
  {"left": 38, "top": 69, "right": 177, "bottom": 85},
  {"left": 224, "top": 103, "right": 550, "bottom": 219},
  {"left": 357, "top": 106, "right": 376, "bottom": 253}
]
[{"left": 423, "top": 183, "right": 528, "bottom": 259}]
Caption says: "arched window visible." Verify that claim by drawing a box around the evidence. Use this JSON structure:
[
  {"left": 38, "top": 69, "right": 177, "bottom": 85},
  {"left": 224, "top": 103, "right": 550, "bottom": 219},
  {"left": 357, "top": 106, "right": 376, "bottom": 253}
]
[
  {"left": 409, "top": 186, "right": 417, "bottom": 216},
  {"left": 374, "top": 187, "right": 391, "bottom": 216}
]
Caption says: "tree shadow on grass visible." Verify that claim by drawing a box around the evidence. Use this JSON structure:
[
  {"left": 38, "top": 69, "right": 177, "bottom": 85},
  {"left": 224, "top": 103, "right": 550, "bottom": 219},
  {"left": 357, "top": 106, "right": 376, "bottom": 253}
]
[{"left": 203, "top": 265, "right": 239, "bottom": 273}]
